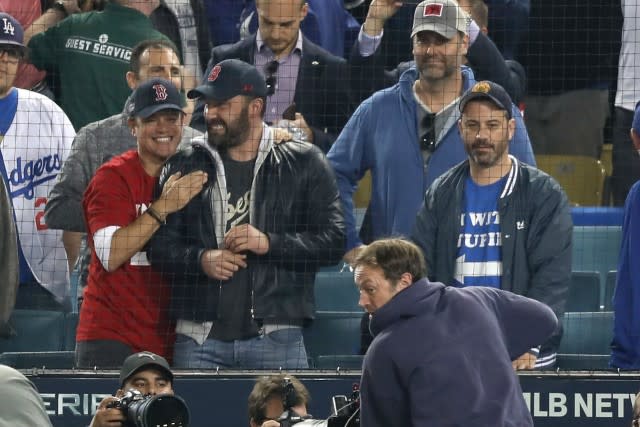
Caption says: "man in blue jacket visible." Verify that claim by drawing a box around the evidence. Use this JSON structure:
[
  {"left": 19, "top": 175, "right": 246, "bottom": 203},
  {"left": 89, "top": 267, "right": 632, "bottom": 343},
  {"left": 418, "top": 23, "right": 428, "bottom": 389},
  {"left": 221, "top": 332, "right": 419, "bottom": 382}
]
[
  {"left": 611, "top": 102, "right": 640, "bottom": 369},
  {"left": 327, "top": 0, "right": 535, "bottom": 263},
  {"left": 412, "top": 81, "right": 572, "bottom": 369},
  {"left": 354, "top": 238, "right": 558, "bottom": 427}
]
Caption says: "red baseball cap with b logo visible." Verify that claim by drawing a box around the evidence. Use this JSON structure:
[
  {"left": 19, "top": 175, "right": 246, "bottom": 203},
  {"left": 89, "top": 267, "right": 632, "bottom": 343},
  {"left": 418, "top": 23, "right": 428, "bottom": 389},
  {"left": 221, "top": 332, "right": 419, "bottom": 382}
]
[{"left": 130, "top": 78, "right": 184, "bottom": 119}]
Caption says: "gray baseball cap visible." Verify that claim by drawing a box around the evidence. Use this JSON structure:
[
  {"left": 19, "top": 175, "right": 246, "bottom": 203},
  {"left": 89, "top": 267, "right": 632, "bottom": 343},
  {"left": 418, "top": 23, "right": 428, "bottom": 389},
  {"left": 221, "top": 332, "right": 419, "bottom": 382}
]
[{"left": 411, "top": 0, "right": 469, "bottom": 39}]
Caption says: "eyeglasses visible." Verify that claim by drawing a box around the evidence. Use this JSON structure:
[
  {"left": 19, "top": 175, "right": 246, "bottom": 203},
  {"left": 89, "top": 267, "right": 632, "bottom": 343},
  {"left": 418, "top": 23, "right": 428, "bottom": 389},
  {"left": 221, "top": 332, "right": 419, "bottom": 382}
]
[
  {"left": 0, "top": 46, "right": 23, "bottom": 63},
  {"left": 419, "top": 113, "right": 437, "bottom": 152},
  {"left": 264, "top": 60, "right": 279, "bottom": 97}
]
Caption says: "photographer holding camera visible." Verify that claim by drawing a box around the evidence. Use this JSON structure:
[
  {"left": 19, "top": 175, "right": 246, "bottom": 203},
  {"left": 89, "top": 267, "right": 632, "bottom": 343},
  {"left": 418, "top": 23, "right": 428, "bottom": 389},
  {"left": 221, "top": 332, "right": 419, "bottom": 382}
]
[
  {"left": 247, "top": 374, "right": 359, "bottom": 427},
  {"left": 248, "top": 374, "right": 312, "bottom": 427},
  {"left": 90, "top": 351, "right": 177, "bottom": 427}
]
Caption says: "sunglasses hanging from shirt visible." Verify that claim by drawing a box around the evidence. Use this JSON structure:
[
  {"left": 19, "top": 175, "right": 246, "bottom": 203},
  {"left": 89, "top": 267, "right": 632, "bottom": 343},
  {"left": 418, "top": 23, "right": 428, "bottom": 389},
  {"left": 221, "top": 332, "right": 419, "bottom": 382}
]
[
  {"left": 419, "top": 112, "right": 437, "bottom": 153},
  {"left": 264, "top": 60, "right": 279, "bottom": 97}
]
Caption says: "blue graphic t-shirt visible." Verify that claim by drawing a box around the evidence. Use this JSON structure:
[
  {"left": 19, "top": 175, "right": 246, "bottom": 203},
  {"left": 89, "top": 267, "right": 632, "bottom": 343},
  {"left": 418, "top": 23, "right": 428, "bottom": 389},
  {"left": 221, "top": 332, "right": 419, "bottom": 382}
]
[{"left": 454, "top": 174, "right": 508, "bottom": 288}]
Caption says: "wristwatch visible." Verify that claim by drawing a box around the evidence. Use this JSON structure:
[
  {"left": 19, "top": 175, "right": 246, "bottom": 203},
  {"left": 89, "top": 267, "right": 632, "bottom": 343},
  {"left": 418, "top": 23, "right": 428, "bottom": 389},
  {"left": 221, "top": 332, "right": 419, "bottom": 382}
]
[{"left": 51, "top": 1, "right": 69, "bottom": 18}]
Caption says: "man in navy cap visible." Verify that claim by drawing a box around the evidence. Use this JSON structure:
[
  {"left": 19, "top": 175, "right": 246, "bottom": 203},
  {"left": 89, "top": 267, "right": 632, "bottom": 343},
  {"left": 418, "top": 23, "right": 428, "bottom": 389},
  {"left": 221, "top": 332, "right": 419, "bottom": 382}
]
[
  {"left": 76, "top": 78, "right": 207, "bottom": 368},
  {"left": 412, "top": 80, "right": 572, "bottom": 370},
  {"left": 148, "top": 58, "right": 345, "bottom": 370}
]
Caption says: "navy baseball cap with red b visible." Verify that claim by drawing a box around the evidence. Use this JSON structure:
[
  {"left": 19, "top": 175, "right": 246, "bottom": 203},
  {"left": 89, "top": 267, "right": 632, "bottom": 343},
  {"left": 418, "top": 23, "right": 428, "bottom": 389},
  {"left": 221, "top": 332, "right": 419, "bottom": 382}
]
[
  {"left": 130, "top": 78, "right": 183, "bottom": 119},
  {"left": 187, "top": 59, "right": 268, "bottom": 102},
  {"left": 0, "top": 13, "right": 26, "bottom": 51},
  {"left": 119, "top": 351, "right": 173, "bottom": 387},
  {"left": 459, "top": 80, "right": 513, "bottom": 119}
]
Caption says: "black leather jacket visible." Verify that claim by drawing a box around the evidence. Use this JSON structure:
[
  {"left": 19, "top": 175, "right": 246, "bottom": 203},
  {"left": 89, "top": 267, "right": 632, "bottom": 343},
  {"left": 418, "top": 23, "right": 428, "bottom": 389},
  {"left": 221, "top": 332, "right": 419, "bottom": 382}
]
[{"left": 148, "top": 134, "right": 345, "bottom": 325}]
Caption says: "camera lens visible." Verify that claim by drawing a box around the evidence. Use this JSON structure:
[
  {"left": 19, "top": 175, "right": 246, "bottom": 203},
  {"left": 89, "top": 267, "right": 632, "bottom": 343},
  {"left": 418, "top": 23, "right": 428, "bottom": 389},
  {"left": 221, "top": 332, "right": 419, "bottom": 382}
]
[{"left": 127, "top": 394, "right": 190, "bottom": 427}]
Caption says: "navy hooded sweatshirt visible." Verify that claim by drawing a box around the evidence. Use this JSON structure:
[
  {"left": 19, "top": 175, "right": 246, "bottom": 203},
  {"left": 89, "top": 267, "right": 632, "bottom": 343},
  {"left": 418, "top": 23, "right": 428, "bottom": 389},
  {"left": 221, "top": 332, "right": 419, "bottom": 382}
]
[{"left": 360, "top": 279, "right": 558, "bottom": 427}]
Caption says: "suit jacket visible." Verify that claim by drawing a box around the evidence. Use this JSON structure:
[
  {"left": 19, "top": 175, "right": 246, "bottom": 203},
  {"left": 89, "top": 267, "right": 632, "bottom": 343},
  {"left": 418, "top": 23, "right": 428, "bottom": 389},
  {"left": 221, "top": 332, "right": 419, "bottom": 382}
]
[{"left": 191, "top": 34, "right": 352, "bottom": 153}]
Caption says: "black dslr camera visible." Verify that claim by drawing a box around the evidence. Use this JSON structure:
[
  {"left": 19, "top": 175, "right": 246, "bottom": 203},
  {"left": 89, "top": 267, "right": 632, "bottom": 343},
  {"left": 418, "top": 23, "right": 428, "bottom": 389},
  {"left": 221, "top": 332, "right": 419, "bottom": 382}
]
[
  {"left": 106, "top": 389, "right": 190, "bottom": 427},
  {"left": 277, "top": 379, "right": 360, "bottom": 427},
  {"left": 326, "top": 383, "right": 360, "bottom": 427}
]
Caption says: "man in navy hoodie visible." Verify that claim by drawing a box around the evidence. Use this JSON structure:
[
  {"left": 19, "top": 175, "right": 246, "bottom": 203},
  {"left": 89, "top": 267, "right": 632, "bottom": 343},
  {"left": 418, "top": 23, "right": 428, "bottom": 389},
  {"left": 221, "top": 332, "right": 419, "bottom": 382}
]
[{"left": 354, "top": 238, "right": 557, "bottom": 427}]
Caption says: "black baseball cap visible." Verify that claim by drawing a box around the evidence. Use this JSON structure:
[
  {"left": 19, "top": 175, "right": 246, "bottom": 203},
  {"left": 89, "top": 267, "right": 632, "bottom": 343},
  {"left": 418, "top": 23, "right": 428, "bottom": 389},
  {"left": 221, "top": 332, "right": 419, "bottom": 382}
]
[
  {"left": 119, "top": 352, "right": 173, "bottom": 387},
  {"left": 130, "top": 78, "right": 183, "bottom": 119},
  {"left": 459, "top": 80, "right": 513, "bottom": 119},
  {"left": 187, "top": 58, "right": 268, "bottom": 101},
  {"left": 0, "top": 13, "right": 26, "bottom": 52}
]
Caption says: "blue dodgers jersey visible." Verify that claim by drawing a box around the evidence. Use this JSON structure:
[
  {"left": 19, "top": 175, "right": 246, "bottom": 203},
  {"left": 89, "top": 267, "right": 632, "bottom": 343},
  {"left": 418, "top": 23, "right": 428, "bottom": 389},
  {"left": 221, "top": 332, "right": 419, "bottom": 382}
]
[{"left": 454, "top": 175, "right": 508, "bottom": 288}]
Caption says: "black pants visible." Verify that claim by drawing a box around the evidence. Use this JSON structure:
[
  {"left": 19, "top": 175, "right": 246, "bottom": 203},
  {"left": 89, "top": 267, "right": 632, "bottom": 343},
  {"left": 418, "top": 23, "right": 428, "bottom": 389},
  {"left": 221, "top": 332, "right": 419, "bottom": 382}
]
[{"left": 75, "top": 339, "right": 134, "bottom": 369}]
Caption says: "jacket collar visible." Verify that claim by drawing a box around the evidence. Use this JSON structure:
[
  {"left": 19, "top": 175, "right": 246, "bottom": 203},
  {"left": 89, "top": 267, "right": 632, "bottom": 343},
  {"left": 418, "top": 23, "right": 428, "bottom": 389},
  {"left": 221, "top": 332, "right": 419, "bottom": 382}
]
[{"left": 499, "top": 155, "right": 519, "bottom": 199}]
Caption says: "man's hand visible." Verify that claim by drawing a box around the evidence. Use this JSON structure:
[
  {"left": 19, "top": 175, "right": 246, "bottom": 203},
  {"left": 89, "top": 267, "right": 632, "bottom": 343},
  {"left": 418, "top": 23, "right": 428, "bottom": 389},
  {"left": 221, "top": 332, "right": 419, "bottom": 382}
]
[
  {"left": 272, "top": 127, "right": 293, "bottom": 145},
  {"left": 285, "top": 113, "right": 313, "bottom": 143},
  {"left": 224, "top": 224, "right": 270, "bottom": 255},
  {"left": 512, "top": 352, "right": 537, "bottom": 370},
  {"left": 200, "top": 249, "right": 247, "bottom": 280},
  {"left": 90, "top": 396, "right": 125, "bottom": 427},
  {"left": 363, "top": 0, "right": 403, "bottom": 36},
  {"left": 154, "top": 171, "right": 208, "bottom": 218},
  {"left": 58, "top": 0, "right": 82, "bottom": 15},
  {"left": 343, "top": 245, "right": 367, "bottom": 266}
]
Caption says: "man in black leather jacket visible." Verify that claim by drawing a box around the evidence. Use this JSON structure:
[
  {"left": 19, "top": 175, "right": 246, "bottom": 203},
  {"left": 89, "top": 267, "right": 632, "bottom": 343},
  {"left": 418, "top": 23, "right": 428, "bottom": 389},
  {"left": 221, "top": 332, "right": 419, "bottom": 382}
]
[{"left": 148, "top": 59, "right": 345, "bottom": 370}]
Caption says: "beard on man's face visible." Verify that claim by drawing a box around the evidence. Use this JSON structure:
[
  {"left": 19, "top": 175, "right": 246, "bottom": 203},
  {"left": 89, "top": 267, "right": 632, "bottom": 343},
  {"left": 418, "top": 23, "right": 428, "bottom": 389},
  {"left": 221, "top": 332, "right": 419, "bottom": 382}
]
[{"left": 206, "top": 104, "right": 251, "bottom": 150}]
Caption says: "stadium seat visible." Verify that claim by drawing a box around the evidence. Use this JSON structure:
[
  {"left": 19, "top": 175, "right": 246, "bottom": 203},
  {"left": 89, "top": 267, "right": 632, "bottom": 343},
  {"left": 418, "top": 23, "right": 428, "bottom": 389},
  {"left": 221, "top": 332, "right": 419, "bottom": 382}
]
[
  {"left": 536, "top": 155, "right": 607, "bottom": 206},
  {"left": 0, "top": 310, "right": 66, "bottom": 353},
  {"left": 63, "top": 312, "right": 79, "bottom": 351},
  {"left": 353, "top": 171, "right": 371, "bottom": 209},
  {"left": 315, "top": 272, "right": 360, "bottom": 311},
  {"left": 566, "top": 271, "right": 601, "bottom": 312},
  {"left": 0, "top": 351, "right": 75, "bottom": 369},
  {"left": 555, "top": 354, "right": 611, "bottom": 370},
  {"left": 315, "top": 355, "right": 364, "bottom": 370},
  {"left": 304, "top": 311, "right": 362, "bottom": 359},
  {"left": 557, "top": 311, "right": 613, "bottom": 370},
  {"left": 603, "top": 271, "right": 617, "bottom": 311},
  {"left": 572, "top": 225, "right": 622, "bottom": 289},
  {"left": 318, "top": 264, "right": 345, "bottom": 273}
]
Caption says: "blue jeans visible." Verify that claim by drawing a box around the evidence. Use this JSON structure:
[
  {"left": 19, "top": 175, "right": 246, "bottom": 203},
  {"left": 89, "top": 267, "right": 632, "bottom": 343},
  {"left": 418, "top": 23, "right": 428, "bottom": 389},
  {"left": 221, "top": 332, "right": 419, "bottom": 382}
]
[{"left": 173, "top": 328, "right": 309, "bottom": 369}]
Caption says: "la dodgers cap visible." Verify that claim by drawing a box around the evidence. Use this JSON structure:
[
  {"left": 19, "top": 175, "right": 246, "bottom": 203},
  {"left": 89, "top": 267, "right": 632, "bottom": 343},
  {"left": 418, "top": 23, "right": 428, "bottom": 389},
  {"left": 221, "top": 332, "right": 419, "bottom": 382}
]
[
  {"left": 633, "top": 102, "right": 640, "bottom": 134},
  {"left": 411, "top": 0, "right": 469, "bottom": 39},
  {"left": 119, "top": 351, "right": 173, "bottom": 387},
  {"left": 187, "top": 58, "right": 268, "bottom": 101},
  {"left": 0, "top": 13, "right": 26, "bottom": 50},
  {"left": 130, "top": 78, "right": 183, "bottom": 119},
  {"left": 459, "top": 80, "right": 513, "bottom": 119}
]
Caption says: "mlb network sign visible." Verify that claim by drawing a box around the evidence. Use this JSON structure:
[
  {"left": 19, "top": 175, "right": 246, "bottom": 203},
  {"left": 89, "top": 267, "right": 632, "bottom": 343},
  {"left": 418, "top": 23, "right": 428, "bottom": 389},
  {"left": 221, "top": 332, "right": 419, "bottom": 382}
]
[{"left": 30, "top": 374, "right": 640, "bottom": 427}]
